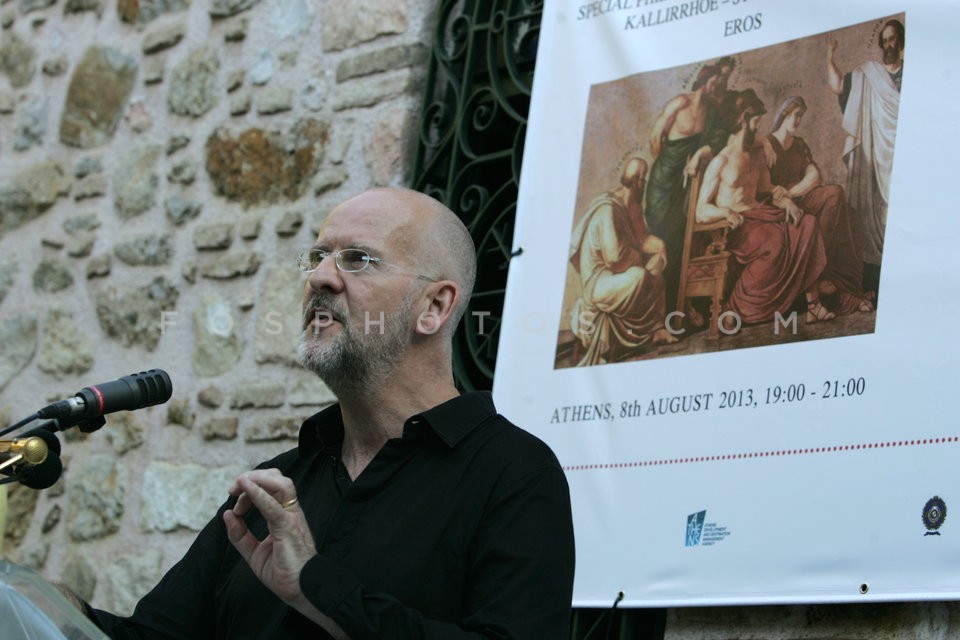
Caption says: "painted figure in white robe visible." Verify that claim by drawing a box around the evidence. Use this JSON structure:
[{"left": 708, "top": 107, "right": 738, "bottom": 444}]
[
  {"left": 827, "top": 18, "right": 903, "bottom": 291},
  {"left": 568, "top": 157, "right": 677, "bottom": 366}
]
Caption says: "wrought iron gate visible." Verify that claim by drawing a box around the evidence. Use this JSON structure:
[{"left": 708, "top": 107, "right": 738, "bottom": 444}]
[{"left": 412, "top": 0, "right": 538, "bottom": 392}]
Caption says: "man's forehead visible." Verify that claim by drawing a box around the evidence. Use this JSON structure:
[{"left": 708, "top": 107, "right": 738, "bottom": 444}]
[{"left": 316, "top": 192, "right": 417, "bottom": 249}]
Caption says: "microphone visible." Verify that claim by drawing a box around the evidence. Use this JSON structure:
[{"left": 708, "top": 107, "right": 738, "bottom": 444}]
[
  {"left": 36, "top": 369, "right": 172, "bottom": 420},
  {"left": 0, "top": 428, "right": 63, "bottom": 489}
]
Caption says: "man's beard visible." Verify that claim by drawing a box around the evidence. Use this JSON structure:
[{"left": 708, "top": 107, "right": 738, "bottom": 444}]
[
  {"left": 297, "top": 289, "right": 417, "bottom": 395},
  {"left": 882, "top": 44, "right": 899, "bottom": 65},
  {"left": 743, "top": 125, "right": 756, "bottom": 147}
]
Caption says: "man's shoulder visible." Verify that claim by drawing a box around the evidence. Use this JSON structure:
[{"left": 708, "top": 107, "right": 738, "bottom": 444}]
[
  {"left": 252, "top": 445, "right": 301, "bottom": 472},
  {"left": 855, "top": 60, "right": 887, "bottom": 80},
  {"left": 588, "top": 190, "right": 621, "bottom": 209},
  {"left": 591, "top": 200, "right": 624, "bottom": 227},
  {"left": 464, "top": 407, "right": 564, "bottom": 473},
  {"left": 458, "top": 414, "right": 570, "bottom": 512},
  {"left": 710, "top": 146, "right": 734, "bottom": 168},
  {"left": 668, "top": 91, "right": 694, "bottom": 110},
  {"left": 570, "top": 192, "right": 621, "bottom": 242},
  {"left": 417, "top": 392, "right": 564, "bottom": 483}
]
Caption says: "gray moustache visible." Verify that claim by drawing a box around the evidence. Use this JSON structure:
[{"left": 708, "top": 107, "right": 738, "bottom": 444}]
[{"left": 303, "top": 294, "right": 346, "bottom": 329}]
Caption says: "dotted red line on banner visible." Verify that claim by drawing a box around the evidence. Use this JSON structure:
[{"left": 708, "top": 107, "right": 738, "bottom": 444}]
[{"left": 562, "top": 436, "right": 960, "bottom": 472}]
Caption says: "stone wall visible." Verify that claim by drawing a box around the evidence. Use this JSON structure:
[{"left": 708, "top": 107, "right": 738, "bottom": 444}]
[{"left": 0, "top": 0, "right": 432, "bottom": 613}]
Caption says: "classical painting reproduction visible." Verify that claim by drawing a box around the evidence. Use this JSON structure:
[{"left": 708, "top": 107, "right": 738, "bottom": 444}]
[{"left": 555, "top": 14, "right": 904, "bottom": 368}]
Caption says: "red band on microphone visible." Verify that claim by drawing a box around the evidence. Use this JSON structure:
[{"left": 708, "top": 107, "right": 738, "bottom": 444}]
[{"left": 90, "top": 385, "right": 106, "bottom": 414}]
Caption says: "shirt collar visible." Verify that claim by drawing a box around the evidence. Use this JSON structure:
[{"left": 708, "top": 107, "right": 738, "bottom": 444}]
[
  {"left": 406, "top": 391, "right": 496, "bottom": 448},
  {"left": 299, "top": 403, "right": 345, "bottom": 455},
  {"left": 298, "top": 391, "right": 497, "bottom": 453}
]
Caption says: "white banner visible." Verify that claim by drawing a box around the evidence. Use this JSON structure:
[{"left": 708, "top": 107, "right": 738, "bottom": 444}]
[{"left": 493, "top": 0, "right": 960, "bottom": 606}]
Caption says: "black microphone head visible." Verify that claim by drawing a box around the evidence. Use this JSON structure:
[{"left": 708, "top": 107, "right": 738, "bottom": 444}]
[
  {"left": 18, "top": 452, "right": 62, "bottom": 489},
  {"left": 76, "top": 369, "right": 173, "bottom": 417},
  {"left": 20, "top": 427, "right": 62, "bottom": 455},
  {"left": 131, "top": 368, "right": 173, "bottom": 406}
]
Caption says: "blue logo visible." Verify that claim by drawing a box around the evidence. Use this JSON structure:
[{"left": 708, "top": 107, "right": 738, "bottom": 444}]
[{"left": 686, "top": 510, "right": 706, "bottom": 546}]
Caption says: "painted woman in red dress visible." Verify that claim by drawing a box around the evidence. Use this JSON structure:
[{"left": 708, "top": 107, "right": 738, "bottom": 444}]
[{"left": 765, "top": 96, "right": 874, "bottom": 314}]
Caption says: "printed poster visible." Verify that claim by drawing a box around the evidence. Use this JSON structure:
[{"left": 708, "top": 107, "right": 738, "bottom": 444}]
[{"left": 493, "top": 0, "right": 960, "bottom": 606}]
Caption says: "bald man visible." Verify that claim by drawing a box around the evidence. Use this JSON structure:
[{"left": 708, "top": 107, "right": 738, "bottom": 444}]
[
  {"left": 568, "top": 158, "right": 677, "bottom": 366},
  {"left": 82, "top": 188, "right": 576, "bottom": 639}
]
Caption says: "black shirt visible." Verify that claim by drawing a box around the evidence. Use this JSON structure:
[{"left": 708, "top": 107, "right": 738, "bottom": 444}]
[{"left": 91, "top": 392, "right": 575, "bottom": 639}]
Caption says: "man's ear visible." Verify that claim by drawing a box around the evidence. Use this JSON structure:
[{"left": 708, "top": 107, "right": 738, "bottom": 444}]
[{"left": 414, "top": 281, "right": 460, "bottom": 336}]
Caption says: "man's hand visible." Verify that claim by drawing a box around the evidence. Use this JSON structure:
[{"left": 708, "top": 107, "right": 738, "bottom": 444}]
[
  {"left": 725, "top": 210, "right": 744, "bottom": 230},
  {"left": 224, "top": 470, "right": 352, "bottom": 639},
  {"left": 771, "top": 187, "right": 803, "bottom": 225},
  {"left": 684, "top": 146, "right": 712, "bottom": 178},
  {"left": 826, "top": 36, "right": 843, "bottom": 95},
  {"left": 640, "top": 235, "right": 667, "bottom": 276},
  {"left": 224, "top": 470, "right": 317, "bottom": 603}
]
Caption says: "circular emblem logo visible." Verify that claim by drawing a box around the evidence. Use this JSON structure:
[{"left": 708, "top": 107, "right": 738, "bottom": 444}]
[{"left": 922, "top": 496, "right": 947, "bottom": 532}]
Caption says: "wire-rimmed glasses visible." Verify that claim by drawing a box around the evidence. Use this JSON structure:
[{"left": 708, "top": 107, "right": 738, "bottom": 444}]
[{"left": 297, "top": 248, "right": 437, "bottom": 282}]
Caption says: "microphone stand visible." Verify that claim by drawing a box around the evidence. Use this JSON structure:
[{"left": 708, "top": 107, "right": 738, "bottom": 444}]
[
  {"left": 0, "top": 415, "right": 99, "bottom": 488},
  {"left": 0, "top": 413, "right": 40, "bottom": 438},
  {"left": 0, "top": 418, "right": 57, "bottom": 485},
  {"left": 46, "top": 416, "right": 106, "bottom": 434},
  {"left": 1, "top": 415, "right": 105, "bottom": 439}
]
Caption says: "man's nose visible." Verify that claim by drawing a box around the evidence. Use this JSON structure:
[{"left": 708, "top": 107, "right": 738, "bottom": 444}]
[{"left": 306, "top": 254, "right": 344, "bottom": 293}]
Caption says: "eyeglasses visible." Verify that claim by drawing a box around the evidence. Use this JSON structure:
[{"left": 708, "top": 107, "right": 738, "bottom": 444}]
[{"left": 296, "top": 248, "right": 437, "bottom": 282}]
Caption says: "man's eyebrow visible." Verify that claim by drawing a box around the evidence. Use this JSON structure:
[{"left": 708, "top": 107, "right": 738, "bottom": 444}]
[
  {"left": 311, "top": 242, "right": 380, "bottom": 254},
  {"left": 349, "top": 243, "right": 381, "bottom": 255}
]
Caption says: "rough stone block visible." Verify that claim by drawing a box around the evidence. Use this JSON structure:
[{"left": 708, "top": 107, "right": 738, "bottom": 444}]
[{"left": 59, "top": 46, "right": 138, "bottom": 148}]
